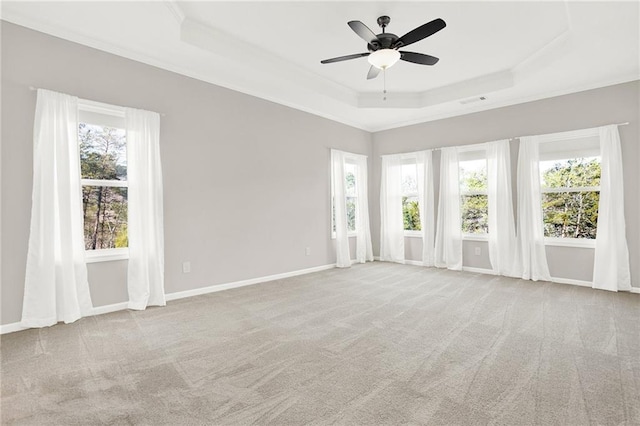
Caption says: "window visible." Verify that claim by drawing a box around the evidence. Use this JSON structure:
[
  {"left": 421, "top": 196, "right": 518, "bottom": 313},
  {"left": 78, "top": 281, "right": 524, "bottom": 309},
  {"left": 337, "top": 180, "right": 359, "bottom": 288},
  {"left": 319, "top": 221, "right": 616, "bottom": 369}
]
[
  {"left": 459, "top": 151, "right": 488, "bottom": 236},
  {"left": 78, "top": 102, "right": 129, "bottom": 261},
  {"left": 344, "top": 162, "right": 357, "bottom": 233},
  {"left": 401, "top": 160, "right": 421, "bottom": 233},
  {"left": 539, "top": 134, "right": 601, "bottom": 243},
  {"left": 332, "top": 160, "right": 358, "bottom": 236}
]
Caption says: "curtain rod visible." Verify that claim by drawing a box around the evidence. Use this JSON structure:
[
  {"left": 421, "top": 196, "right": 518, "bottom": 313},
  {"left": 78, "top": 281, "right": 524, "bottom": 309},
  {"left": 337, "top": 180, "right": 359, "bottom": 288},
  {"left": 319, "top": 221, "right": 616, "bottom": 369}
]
[
  {"left": 507, "top": 122, "right": 630, "bottom": 141},
  {"left": 28, "top": 86, "right": 166, "bottom": 117},
  {"left": 428, "top": 122, "right": 631, "bottom": 151}
]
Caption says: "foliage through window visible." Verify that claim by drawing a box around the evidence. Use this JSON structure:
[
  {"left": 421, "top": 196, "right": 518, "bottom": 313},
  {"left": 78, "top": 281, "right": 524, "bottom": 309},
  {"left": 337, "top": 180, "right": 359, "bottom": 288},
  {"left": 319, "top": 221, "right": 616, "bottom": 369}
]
[
  {"left": 459, "top": 158, "right": 488, "bottom": 234},
  {"left": 540, "top": 157, "right": 600, "bottom": 239},
  {"left": 401, "top": 162, "right": 421, "bottom": 231},
  {"left": 79, "top": 122, "right": 128, "bottom": 250}
]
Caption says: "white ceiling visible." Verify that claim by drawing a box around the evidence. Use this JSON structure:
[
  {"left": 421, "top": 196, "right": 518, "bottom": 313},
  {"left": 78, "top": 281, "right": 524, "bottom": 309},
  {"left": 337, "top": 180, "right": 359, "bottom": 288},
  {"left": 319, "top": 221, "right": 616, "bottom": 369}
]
[{"left": 2, "top": 1, "right": 638, "bottom": 132}]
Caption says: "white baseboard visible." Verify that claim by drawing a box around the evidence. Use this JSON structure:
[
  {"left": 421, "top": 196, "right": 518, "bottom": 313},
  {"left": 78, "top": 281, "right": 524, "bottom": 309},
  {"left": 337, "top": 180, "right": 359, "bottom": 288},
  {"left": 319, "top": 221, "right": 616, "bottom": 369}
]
[
  {"left": 91, "top": 301, "right": 129, "bottom": 316},
  {"left": 1, "top": 263, "right": 337, "bottom": 335},
  {"left": 165, "top": 263, "right": 335, "bottom": 302},
  {"left": 0, "top": 301, "right": 135, "bottom": 335},
  {"left": 631, "top": 287, "right": 640, "bottom": 294},
  {"left": 0, "top": 322, "right": 29, "bottom": 334},
  {"left": 550, "top": 276, "right": 592, "bottom": 287},
  {"left": 373, "top": 257, "right": 423, "bottom": 267},
  {"left": 462, "top": 266, "right": 497, "bottom": 275},
  {"left": 460, "top": 266, "right": 595, "bottom": 288}
]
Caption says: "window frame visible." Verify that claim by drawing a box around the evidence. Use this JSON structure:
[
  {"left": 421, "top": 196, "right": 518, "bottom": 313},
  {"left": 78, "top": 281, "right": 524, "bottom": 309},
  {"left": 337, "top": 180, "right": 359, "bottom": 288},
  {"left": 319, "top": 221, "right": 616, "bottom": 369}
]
[
  {"left": 458, "top": 147, "right": 489, "bottom": 241},
  {"left": 399, "top": 156, "right": 422, "bottom": 238},
  {"left": 331, "top": 157, "right": 359, "bottom": 239},
  {"left": 78, "top": 99, "right": 130, "bottom": 263},
  {"left": 538, "top": 132, "right": 601, "bottom": 248}
]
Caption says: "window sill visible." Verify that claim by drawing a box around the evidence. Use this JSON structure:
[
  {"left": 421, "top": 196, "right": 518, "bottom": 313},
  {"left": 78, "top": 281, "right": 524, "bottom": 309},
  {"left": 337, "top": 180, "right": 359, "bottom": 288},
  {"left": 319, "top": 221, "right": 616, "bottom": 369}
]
[
  {"left": 463, "top": 234, "right": 489, "bottom": 242},
  {"left": 544, "top": 238, "right": 596, "bottom": 249},
  {"left": 85, "top": 248, "right": 129, "bottom": 263},
  {"left": 404, "top": 231, "right": 422, "bottom": 238},
  {"left": 331, "top": 232, "right": 358, "bottom": 240}
]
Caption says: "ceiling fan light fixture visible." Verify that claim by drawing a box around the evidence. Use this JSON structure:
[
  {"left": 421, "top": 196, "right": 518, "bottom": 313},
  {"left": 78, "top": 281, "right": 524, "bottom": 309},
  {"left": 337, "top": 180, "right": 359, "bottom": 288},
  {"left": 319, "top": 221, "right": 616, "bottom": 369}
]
[{"left": 367, "top": 49, "right": 401, "bottom": 70}]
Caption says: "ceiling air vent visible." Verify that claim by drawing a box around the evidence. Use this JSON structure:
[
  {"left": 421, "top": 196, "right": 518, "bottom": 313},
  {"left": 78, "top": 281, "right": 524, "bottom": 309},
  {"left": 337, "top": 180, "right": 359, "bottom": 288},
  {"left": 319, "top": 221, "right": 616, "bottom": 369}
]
[{"left": 460, "top": 96, "right": 487, "bottom": 105}]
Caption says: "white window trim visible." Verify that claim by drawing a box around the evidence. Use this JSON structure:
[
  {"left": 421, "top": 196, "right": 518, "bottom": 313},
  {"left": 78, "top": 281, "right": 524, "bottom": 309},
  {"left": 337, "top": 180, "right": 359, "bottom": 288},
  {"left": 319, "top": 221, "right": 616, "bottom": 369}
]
[
  {"left": 463, "top": 233, "right": 489, "bottom": 241},
  {"left": 330, "top": 157, "right": 360, "bottom": 239},
  {"left": 79, "top": 99, "right": 126, "bottom": 117},
  {"left": 541, "top": 186, "right": 599, "bottom": 194},
  {"left": 79, "top": 102, "right": 129, "bottom": 261},
  {"left": 85, "top": 247, "right": 129, "bottom": 263},
  {"left": 404, "top": 230, "right": 422, "bottom": 238},
  {"left": 81, "top": 178, "right": 128, "bottom": 188},
  {"left": 331, "top": 231, "right": 358, "bottom": 240},
  {"left": 544, "top": 237, "right": 596, "bottom": 248},
  {"left": 460, "top": 190, "right": 488, "bottom": 196},
  {"left": 402, "top": 188, "right": 421, "bottom": 237},
  {"left": 401, "top": 157, "right": 423, "bottom": 236},
  {"left": 539, "top": 150, "right": 601, "bottom": 245},
  {"left": 459, "top": 153, "right": 489, "bottom": 237}
]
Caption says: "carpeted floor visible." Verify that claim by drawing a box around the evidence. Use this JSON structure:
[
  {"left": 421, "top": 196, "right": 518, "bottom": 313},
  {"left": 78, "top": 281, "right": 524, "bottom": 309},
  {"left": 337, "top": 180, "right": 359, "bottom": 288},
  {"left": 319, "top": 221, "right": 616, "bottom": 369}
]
[{"left": 1, "top": 262, "right": 639, "bottom": 425}]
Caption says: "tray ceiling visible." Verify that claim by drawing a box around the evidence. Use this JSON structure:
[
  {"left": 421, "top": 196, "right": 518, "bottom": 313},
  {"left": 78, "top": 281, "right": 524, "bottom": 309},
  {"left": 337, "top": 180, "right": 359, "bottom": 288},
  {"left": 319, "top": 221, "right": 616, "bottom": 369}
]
[{"left": 1, "top": 1, "right": 638, "bottom": 131}]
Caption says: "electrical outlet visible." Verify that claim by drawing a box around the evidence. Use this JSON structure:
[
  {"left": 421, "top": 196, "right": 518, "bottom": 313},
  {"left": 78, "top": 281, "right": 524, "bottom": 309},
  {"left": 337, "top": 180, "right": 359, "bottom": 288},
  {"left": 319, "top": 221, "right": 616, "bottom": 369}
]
[
  {"left": 474, "top": 247, "right": 481, "bottom": 256},
  {"left": 305, "top": 247, "right": 311, "bottom": 256},
  {"left": 182, "top": 261, "right": 191, "bottom": 273}
]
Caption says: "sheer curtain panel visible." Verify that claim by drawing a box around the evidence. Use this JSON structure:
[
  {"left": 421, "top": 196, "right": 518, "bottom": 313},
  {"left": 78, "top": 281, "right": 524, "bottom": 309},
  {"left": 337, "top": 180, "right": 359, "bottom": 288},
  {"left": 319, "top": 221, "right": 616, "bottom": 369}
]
[
  {"left": 487, "top": 140, "right": 517, "bottom": 275},
  {"left": 331, "top": 149, "right": 351, "bottom": 267},
  {"left": 380, "top": 154, "right": 405, "bottom": 263},
  {"left": 126, "top": 108, "right": 166, "bottom": 309},
  {"left": 434, "top": 147, "right": 462, "bottom": 270},
  {"left": 416, "top": 150, "right": 435, "bottom": 266},
  {"left": 354, "top": 154, "right": 374, "bottom": 264},
  {"left": 592, "top": 125, "right": 631, "bottom": 291},
  {"left": 22, "top": 89, "right": 94, "bottom": 327},
  {"left": 514, "top": 137, "right": 551, "bottom": 281}
]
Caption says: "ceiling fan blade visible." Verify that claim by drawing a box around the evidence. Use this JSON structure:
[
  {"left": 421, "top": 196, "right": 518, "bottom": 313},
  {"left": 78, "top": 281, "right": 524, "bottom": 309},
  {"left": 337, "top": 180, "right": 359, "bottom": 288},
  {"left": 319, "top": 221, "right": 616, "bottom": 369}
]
[
  {"left": 367, "top": 65, "right": 381, "bottom": 80},
  {"left": 321, "top": 52, "right": 370, "bottom": 64},
  {"left": 348, "top": 20, "right": 380, "bottom": 47},
  {"left": 399, "top": 51, "right": 440, "bottom": 65},
  {"left": 394, "top": 18, "right": 446, "bottom": 48}
]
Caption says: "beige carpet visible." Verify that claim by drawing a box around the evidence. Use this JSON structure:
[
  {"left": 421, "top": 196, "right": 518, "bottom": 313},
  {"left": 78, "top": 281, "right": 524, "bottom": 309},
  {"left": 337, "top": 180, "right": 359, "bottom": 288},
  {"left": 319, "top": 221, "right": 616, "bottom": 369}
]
[{"left": 1, "top": 262, "right": 639, "bottom": 425}]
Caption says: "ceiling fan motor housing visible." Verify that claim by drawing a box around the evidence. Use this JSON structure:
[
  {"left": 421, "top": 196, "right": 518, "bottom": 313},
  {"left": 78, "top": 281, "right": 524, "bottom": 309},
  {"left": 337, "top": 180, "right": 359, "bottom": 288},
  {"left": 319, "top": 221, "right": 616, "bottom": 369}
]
[
  {"left": 368, "top": 16, "right": 399, "bottom": 50},
  {"left": 369, "top": 33, "right": 399, "bottom": 51}
]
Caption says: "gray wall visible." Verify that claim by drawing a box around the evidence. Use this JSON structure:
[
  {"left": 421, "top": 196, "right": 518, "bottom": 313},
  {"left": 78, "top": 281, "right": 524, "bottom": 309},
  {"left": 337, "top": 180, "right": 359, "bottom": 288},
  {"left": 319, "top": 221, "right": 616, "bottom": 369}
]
[
  {"left": 372, "top": 81, "right": 639, "bottom": 287},
  {"left": 2, "top": 22, "right": 638, "bottom": 326},
  {"left": 0, "top": 22, "right": 372, "bottom": 325}
]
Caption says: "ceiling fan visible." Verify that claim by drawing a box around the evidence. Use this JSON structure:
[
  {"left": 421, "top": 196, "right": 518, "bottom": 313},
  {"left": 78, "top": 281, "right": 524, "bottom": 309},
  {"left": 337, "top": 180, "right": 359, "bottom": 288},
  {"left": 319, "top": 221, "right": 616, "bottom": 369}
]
[{"left": 321, "top": 16, "right": 446, "bottom": 80}]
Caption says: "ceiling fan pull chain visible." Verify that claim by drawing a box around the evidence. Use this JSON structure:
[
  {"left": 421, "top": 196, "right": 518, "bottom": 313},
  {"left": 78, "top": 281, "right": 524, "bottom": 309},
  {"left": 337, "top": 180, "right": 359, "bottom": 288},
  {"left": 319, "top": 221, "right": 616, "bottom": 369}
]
[{"left": 383, "top": 69, "right": 387, "bottom": 101}]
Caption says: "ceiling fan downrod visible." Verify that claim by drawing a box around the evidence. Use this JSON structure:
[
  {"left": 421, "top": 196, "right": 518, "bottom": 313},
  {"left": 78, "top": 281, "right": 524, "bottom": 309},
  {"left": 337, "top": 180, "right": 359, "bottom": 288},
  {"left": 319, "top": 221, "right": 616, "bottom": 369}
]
[{"left": 377, "top": 15, "right": 391, "bottom": 34}]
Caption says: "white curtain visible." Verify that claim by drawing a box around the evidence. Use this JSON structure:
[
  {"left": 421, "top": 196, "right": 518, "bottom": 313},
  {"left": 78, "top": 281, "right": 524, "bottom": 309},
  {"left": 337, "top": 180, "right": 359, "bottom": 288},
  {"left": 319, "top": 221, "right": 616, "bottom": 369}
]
[
  {"left": 331, "top": 149, "right": 373, "bottom": 267},
  {"left": 22, "top": 89, "right": 94, "bottom": 327},
  {"left": 435, "top": 147, "right": 462, "bottom": 270},
  {"left": 514, "top": 137, "right": 551, "bottom": 281},
  {"left": 416, "top": 150, "right": 435, "bottom": 266},
  {"left": 331, "top": 149, "right": 351, "bottom": 267},
  {"left": 379, "top": 154, "right": 405, "bottom": 263},
  {"left": 126, "top": 108, "right": 166, "bottom": 310},
  {"left": 593, "top": 125, "right": 631, "bottom": 291},
  {"left": 487, "top": 140, "right": 517, "bottom": 275},
  {"left": 354, "top": 154, "right": 374, "bottom": 264}
]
